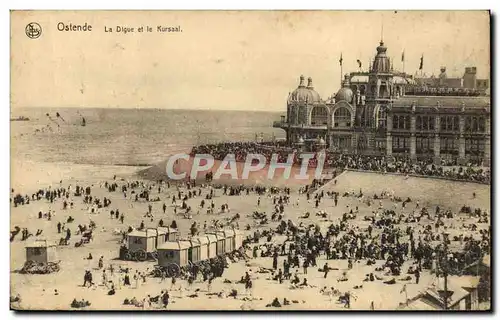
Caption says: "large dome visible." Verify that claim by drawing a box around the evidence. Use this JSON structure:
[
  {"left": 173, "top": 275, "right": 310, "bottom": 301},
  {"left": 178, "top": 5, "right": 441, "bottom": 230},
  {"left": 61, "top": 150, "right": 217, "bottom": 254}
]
[{"left": 288, "top": 75, "right": 321, "bottom": 104}]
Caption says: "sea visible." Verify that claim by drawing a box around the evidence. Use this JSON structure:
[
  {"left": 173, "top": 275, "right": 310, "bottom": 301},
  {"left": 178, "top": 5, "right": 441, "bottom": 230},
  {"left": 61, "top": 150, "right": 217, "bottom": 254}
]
[{"left": 11, "top": 107, "right": 286, "bottom": 166}]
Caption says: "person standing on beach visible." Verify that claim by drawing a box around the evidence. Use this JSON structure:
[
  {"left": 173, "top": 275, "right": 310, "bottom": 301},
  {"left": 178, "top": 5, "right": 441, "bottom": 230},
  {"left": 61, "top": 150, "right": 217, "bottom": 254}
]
[
  {"left": 134, "top": 271, "right": 139, "bottom": 288},
  {"left": 162, "top": 290, "right": 169, "bottom": 309},
  {"left": 170, "top": 276, "right": 177, "bottom": 291}
]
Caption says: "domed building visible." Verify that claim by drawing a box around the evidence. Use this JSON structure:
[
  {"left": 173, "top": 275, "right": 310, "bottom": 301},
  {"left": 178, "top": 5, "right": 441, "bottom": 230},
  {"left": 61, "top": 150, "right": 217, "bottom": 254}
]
[
  {"left": 274, "top": 40, "right": 490, "bottom": 166},
  {"left": 286, "top": 75, "right": 330, "bottom": 146}
]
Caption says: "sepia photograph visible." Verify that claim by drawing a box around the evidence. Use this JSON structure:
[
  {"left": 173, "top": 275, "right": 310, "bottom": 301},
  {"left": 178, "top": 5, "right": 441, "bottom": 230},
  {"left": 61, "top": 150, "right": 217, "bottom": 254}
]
[{"left": 9, "top": 10, "right": 491, "bottom": 311}]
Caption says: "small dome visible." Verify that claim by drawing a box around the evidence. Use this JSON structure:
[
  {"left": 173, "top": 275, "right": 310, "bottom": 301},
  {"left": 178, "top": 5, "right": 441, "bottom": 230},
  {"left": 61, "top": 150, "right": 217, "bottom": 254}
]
[
  {"left": 335, "top": 87, "right": 354, "bottom": 103},
  {"left": 335, "top": 74, "right": 353, "bottom": 103},
  {"left": 288, "top": 75, "right": 321, "bottom": 104}
]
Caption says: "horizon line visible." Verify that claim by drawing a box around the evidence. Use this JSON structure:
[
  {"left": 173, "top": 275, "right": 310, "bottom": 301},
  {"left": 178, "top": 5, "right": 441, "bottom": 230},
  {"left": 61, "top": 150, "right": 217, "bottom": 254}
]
[{"left": 11, "top": 106, "right": 285, "bottom": 113}]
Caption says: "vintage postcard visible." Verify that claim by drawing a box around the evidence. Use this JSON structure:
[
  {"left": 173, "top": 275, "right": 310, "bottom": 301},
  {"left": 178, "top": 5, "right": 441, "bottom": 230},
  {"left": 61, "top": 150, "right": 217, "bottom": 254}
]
[{"left": 10, "top": 10, "right": 491, "bottom": 311}]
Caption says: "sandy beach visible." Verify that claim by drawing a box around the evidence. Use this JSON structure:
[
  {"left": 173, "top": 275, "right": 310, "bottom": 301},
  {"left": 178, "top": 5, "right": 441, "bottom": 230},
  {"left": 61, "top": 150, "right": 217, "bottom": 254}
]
[{"left": 10, "top": 158, "right": 490, "bottom": 310}]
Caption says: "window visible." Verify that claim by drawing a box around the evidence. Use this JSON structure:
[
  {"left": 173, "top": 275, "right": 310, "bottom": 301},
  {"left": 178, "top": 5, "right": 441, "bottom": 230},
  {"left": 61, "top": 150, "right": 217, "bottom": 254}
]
[
  {"left": 298, "top": 106, "right": 308, "bottom": 125},
  {"left": 472, "top": 117, "right": 478, "bottom": 132},
  {"left": 441, "top": 137, "right": 458, "bottom": 154},
  {"left": 360, "top": 85, "right": 366, "bottom": 95},
  {"left": 134, "top": 238, "right": 143, "bottom": 244},
  {"left": 440, "top": 116, "right": 459, "bottom": 132},
  {"left": 376, "top": 107, "right": 386, "bottom": 129},
  {"left": 417, "top": 137, "right": 433, "bottom": 153},
  {"left": 465, "top": 117, "right": 472, "bottom": 132},
  {"left": 376, "top": 140, "right": 386, "bottom": 149},
  {"left": 478, "top": 117, "right": 486, "bottom": 132},
  {"left": 392, "top": 137, "right": 410, "bottom": 152},
  {"left": 417, "top": 116, "right": 435, "bottom": 131},
  {"left": 288, "top": 106, "right": 298, "bottom": 125},
  {"left": 405, "top": 116, "right": 410, "bottom": 130},
  {"left": 310, "top": 107, "right": 328, "bottom": 126},
  {"left": 333, "top": 107, "right": 351, "bottom": 128},
  {"left": 465, "top": 138, "right": 484, "bottom": 155},
  {"left": 33, "top": 248, "right": 42, "bottom": 256}
]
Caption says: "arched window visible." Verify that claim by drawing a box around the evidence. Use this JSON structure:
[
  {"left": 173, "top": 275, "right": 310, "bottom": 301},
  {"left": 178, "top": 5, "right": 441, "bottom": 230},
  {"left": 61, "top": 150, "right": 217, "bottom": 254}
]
[
  {"left": 453, "top": 116, "right": 459, "bottom": 131},
  {"left": 310, "top": 106, "right": 328, "bottom": 126},
  {"left": 405, "top": 116, "right": 411, "bottom": 130},
  {"left": 333, "top": 107, "right": 351, "bottom": 128}
]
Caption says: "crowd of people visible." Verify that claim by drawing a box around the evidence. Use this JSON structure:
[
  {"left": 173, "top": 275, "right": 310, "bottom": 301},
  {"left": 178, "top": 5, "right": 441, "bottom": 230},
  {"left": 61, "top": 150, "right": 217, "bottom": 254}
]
[
  {"left": 406, "top": 86, "right": 487, "bottom": 97},
  {"left": 190, "top": 142, "right": 490, "bottom": 184}
]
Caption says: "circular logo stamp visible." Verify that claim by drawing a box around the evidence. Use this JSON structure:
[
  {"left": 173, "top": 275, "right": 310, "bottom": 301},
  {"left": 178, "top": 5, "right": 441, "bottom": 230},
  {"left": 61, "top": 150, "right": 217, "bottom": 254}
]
[{"left": 25, "top": 22, "right": 42, "bottom": 39}]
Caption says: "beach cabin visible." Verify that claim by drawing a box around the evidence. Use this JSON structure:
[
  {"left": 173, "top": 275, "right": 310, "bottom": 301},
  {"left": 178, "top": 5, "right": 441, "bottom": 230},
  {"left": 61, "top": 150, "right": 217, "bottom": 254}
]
[
  {"left": 185, "top": 237, "right": 201, "bottom": 264},
  {"left": 127, "top": 229, "right": 164, "bottom": 253},
  {"left": 205, "top": 234, "right": 218, "bottom": 259},
  {"left": 157, "top": 241, "right": 191, "bottom": 267},
  {"left": 220, "top": 229, "right": 236, "bottom": 253},
  {"left": 157, "top": 227, "right": 179, "bottom": 242},
  {"left": 25, "top": 240, "right": 57, "bottom": 264},
  {"left": 192, "top": 236, "right": 210, "bottom": 261},
  {"left": 209, "top": 232, "right": 226, "bottom": 256}
]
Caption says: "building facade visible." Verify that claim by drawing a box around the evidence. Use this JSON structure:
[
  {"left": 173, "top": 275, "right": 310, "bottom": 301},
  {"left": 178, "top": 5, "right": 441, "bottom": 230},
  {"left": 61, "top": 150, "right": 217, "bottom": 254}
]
[{"left": 273, "top": 41, "right": 491, "bottom": 166}]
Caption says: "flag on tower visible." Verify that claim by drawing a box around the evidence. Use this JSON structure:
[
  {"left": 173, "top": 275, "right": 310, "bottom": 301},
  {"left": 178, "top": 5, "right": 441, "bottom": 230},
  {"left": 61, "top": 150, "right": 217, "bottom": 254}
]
[
  {"left": 339, "top": 53, "right": 343, "bottom": 66},
  {"left": 401, "top": 50, "right": 405, "bottom": 62},
  {"left": 356, "top": 59, "right": 362, "bottom": 68},
  {"left": 419, "top": 55, "right": 424, "bottom": 70}
]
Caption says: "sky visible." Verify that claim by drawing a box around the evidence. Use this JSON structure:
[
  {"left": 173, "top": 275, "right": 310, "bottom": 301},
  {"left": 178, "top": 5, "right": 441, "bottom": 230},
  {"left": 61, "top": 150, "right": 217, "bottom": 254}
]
[{"left": 10, "top": 10, "right": 490, "bottom": 111}]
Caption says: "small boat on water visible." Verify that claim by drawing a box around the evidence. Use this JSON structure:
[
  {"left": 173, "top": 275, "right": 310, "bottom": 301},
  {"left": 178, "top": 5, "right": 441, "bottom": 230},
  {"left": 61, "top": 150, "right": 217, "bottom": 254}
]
[{"left": 10, "top": 116, "right": 30, "bottom": 122}]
